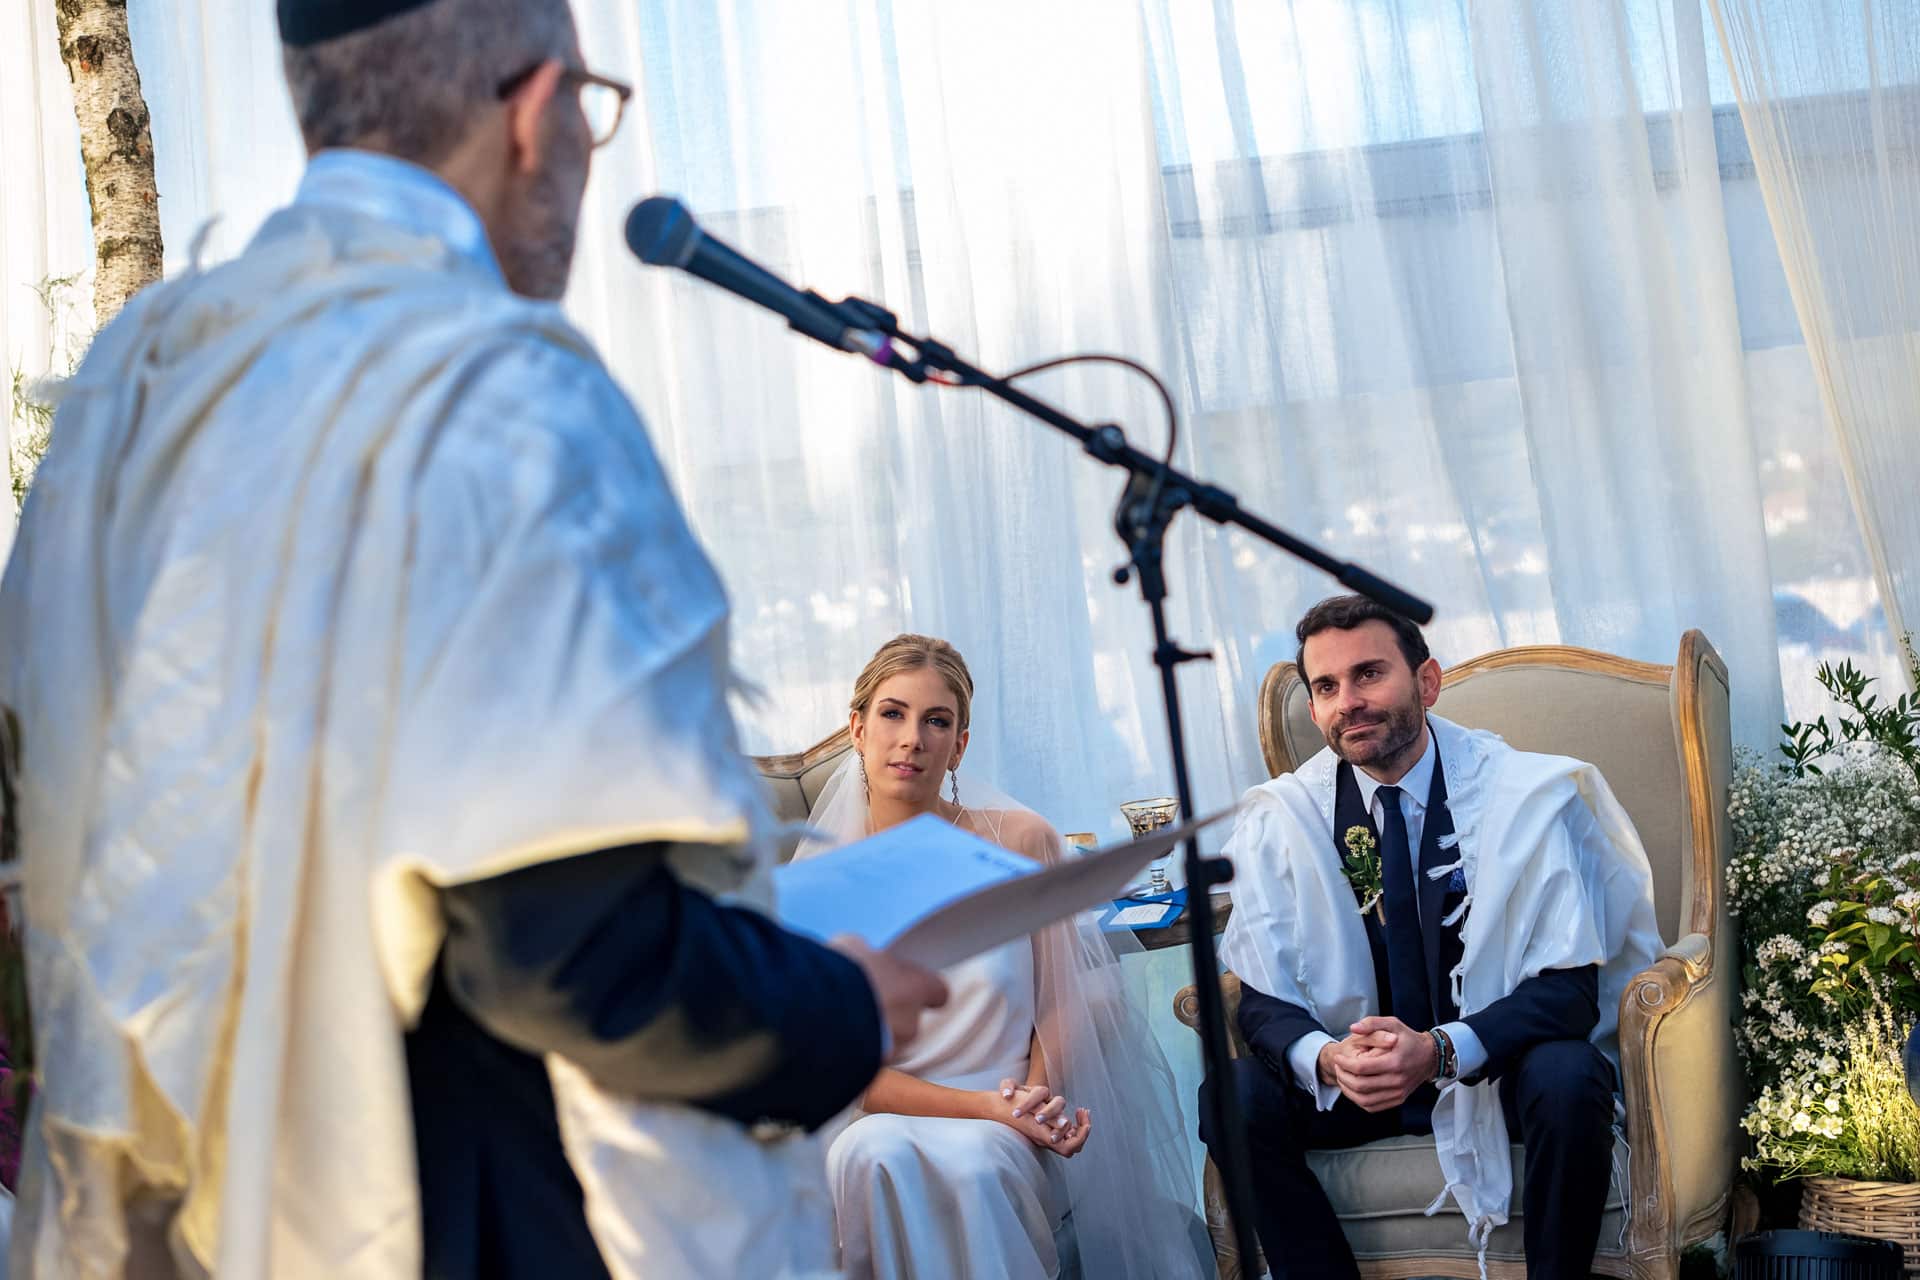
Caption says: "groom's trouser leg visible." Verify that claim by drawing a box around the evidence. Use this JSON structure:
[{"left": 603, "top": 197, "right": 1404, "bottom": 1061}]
[
  {"left": 1498, "top": 1039, "right": 1617, "bottom": 1280},
  {"left": 1200, "top": 1056, "right": 1403, "bottom": 1280}
]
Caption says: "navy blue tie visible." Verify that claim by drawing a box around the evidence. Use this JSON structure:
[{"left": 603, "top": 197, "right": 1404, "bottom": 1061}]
[{"left": 1376, "top": 785, "right": 1433, "bottom": 1031}]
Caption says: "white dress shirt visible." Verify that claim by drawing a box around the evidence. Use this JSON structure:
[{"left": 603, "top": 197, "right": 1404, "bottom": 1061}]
[{"left": 1285, "top": 729, "right": 1489, "bottom": 1108}]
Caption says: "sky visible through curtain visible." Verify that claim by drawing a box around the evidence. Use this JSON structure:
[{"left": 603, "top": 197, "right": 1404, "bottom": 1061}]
[
  {"left": 616, "top": 0, "right": 1910, "bottom": 734},
  {"left": 1141, "top": 0, "right": 1906, "bottom": 721}
]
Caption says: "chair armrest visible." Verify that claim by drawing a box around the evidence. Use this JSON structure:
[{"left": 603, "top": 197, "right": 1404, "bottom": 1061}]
[
  {"left": 1618, "top": 931, "right": 1740, "bottom": 1259},
  {"left": 1174, "top": 973, "right": 1248, "bottom": 1058},
  {"left": 1658, "top": 931, "right": 1712, "bottom": 978}
]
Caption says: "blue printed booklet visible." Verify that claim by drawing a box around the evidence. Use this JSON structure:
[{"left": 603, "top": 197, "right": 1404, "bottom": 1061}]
[{"left": 1098, "top": 887, "right": 1186, "bottom": 933}]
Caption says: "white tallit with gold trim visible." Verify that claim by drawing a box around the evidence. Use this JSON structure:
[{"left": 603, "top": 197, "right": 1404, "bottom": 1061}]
[
  {"left": 1218, "top": 715, "right": 1661, "bottom": 1248},
  {"left": 0, "top": 195, "right": 827, "bottom": 1278}
]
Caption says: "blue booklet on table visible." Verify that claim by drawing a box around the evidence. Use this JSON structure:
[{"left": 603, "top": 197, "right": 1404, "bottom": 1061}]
[{"left": 1097, "top": 887, "right": 1186, "bottom": 933}]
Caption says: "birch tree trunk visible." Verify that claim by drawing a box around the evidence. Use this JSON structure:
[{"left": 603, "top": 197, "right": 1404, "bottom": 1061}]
[{"left": 54, "top": 0, "right": 163, "bottom": 325}]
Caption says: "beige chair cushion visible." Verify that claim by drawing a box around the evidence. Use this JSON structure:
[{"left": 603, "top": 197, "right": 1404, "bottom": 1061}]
[{"left": 1308, "top": 1133, "right": 1628, "bottom": 1262}]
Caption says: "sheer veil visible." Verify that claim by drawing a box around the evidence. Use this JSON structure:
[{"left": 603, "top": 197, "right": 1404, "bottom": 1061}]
[{"left": 796, "top": 754, "right": 1211, "bottom": 1279}]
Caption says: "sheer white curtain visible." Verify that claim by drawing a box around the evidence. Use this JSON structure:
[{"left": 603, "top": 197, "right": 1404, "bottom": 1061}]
[
  {"left": 1707, "top": 0, "right": 1920, "bottom": 679},
  {"left": 0, "top": 0, "right": 93, "bottom": 564},
  {"left": 1147, "top": 0, "right": 1786, "bottom": 761},
  {"left": 129, "top": 1, "right": 304, "bottom": 274},
  {"left": 576, "top": 0, "right": 1794, "bottom": 817},
  {"left": 566, "top": 0, "right": 1191, "bottom": 833},
  {"left": 3, "top": 0, "right": 1837, "bottom": 826},
  {"left": 0, "top": 0, "right": 299, "bottom": 565}
]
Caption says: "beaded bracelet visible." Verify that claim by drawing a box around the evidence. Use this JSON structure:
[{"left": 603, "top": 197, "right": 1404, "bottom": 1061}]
[{"left": 1428, "top": 1026, "right": 1458, "bottom": 1082}]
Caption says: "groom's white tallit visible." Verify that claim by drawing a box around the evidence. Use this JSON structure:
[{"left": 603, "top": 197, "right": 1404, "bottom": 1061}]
[
  {"left": 0, "top": 196, "right": 827, "bottom": 1278},
  {"left": 1218, "top": 715, "right": 1660, "bottom": 1249}
]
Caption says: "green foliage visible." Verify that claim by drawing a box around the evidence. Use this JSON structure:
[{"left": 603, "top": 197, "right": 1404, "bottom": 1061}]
[
  {"left": 1340, "top": 824, "right": 1384, "bottom": 920},
  {"left": 9, "top": 273, "right": 88, "bottom": 511},
  {"left": 1732, "top": 645, "right": 1920, "bottom": 1181},
  {"left": 1778, "top": 651, "right": 1920, "bottom": 784},
  {"left": 1743, "top": 1004, "right": 1920, "bottom": 1181}
]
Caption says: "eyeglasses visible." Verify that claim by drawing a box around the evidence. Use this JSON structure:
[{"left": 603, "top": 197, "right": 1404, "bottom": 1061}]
[{"left": 497, "top": 62, "right": 634, "bottom": 150}]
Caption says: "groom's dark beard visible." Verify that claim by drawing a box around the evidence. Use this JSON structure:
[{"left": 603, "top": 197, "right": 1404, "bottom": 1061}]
[{"left": 1328, "top": 697, "right": 1424, "bottom": 774}]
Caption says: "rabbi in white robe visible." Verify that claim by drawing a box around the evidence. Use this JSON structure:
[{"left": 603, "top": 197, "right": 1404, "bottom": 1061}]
[{"left": 0, "top": 2, "right": 948, "bottom": 1277}]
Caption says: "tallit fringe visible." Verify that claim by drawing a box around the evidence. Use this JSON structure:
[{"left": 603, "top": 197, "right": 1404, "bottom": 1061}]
[
  {"left": 1471, "top": 1216, "right": 1494, "bottom": 1280},
  {"left": 188, "top": 217, "right": 222, "bottom": 272},
  {"left": 1422, "top": 1184, "right": 1496, "bottom": 1280},
  {"left": 1611, "top": 1119, "right": 1632, "bottom": 1253},
  {"left": 1426, "top": 859, "right": 1472, "bottom": 927}
]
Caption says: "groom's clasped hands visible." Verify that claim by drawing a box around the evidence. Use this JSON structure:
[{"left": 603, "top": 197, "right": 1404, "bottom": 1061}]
[{"left": 1316, "top": 1015, "right": 1439, "bottom": 1113}]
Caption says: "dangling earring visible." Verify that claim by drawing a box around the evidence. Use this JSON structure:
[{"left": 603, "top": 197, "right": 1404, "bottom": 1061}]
[
  {"left": 948, "top": 768, "right": 961, "bottom": 806},
  {"left": 858, "top": 755, "right": 871, "bottom": 800}
]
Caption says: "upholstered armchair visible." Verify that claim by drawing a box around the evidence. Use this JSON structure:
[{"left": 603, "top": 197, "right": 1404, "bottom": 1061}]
[
  {"left": 1174, "top": 632, "right": 1740, "bottom": 1280},
  {"left": 755, "top": 727, "right": 853, "bottom": 862}
]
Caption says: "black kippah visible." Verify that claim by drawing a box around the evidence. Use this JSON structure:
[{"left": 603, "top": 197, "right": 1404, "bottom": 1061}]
[{"left": 277, "top": 0, "right": 440, "bottom": 47}]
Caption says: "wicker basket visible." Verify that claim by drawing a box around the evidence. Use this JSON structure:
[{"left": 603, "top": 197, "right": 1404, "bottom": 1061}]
[{"left": 1800, "top": 1177, "right": 1920, "bottom": 1276}]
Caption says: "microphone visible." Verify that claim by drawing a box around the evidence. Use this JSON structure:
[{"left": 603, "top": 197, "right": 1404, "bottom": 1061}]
[
  {"left": 624, "top": 196, "right": 890, "bottom": 362},
  {"left": 1337, "top": 565, "right": 1436, "bottom": 625}
]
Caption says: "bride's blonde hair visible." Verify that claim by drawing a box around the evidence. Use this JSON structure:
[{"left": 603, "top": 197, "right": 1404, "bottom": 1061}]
[{"left": 850, "top": 633, "right": 975, "bottom": 735}]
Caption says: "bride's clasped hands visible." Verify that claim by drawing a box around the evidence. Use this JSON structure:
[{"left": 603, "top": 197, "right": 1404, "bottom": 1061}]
[{"left": 996, "top": 1080, "right": 1092, "bottom": 1156}]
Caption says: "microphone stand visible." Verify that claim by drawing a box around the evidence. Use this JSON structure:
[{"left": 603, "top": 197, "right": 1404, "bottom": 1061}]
[{"left": 833, "top": 295, "right": 1434, "bottom": 1271}]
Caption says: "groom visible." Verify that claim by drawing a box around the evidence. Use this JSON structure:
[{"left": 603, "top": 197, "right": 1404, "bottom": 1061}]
[{"left": 1205, "top": 596, "right": 1661, "bottom": 1280}]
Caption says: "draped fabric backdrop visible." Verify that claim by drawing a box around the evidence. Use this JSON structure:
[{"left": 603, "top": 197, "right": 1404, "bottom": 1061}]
[
  {"left": 2, "top": 0, "right": 1906, "bottom": 837},
  {"left": 0, "top": 0, "right": 92, "bottom": 569},
  {"left": 1147, "top": 0, "right": 1794, "bottom": 769},
  {"left": 1708, "top": 0, "right": 1920, "bottom": 668}
]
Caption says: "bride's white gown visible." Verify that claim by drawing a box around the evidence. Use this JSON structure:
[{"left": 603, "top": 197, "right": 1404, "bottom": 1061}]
[{"left": 825, "top": 933, "right": 1067, "bottom": 1279}]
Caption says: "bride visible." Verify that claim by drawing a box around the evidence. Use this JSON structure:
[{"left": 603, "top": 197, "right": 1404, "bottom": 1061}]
[{"left": 796, "top": 634, "right": 1207, "bottom": 1279}]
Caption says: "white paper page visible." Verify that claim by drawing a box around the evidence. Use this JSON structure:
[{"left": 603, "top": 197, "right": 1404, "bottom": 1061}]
[
  {"left": 1106, "top": 902, "right": 1176, "bottom": 928},
  {"left": 775, "top": 808, "right": 1236, "bottom": 971},
  {"left": 773, "top": 812, "right": 1039, "bottom": 949},
  {"left": 889, "top": 811, "right": 1230, "bottom": 969}
]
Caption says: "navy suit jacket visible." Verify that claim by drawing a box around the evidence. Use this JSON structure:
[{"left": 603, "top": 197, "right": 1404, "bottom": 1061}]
[
  {"left": 408, "top": 841, "right": 882, "bottom": 1280},
  {"left": 1236, "top": 751, "right": 1599, "bottom": 1088}
]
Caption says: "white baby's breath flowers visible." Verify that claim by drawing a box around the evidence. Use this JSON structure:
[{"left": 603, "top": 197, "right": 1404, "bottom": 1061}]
[{"left": 1728, "top": 734, "right": 1920, "bottom": 1178}]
